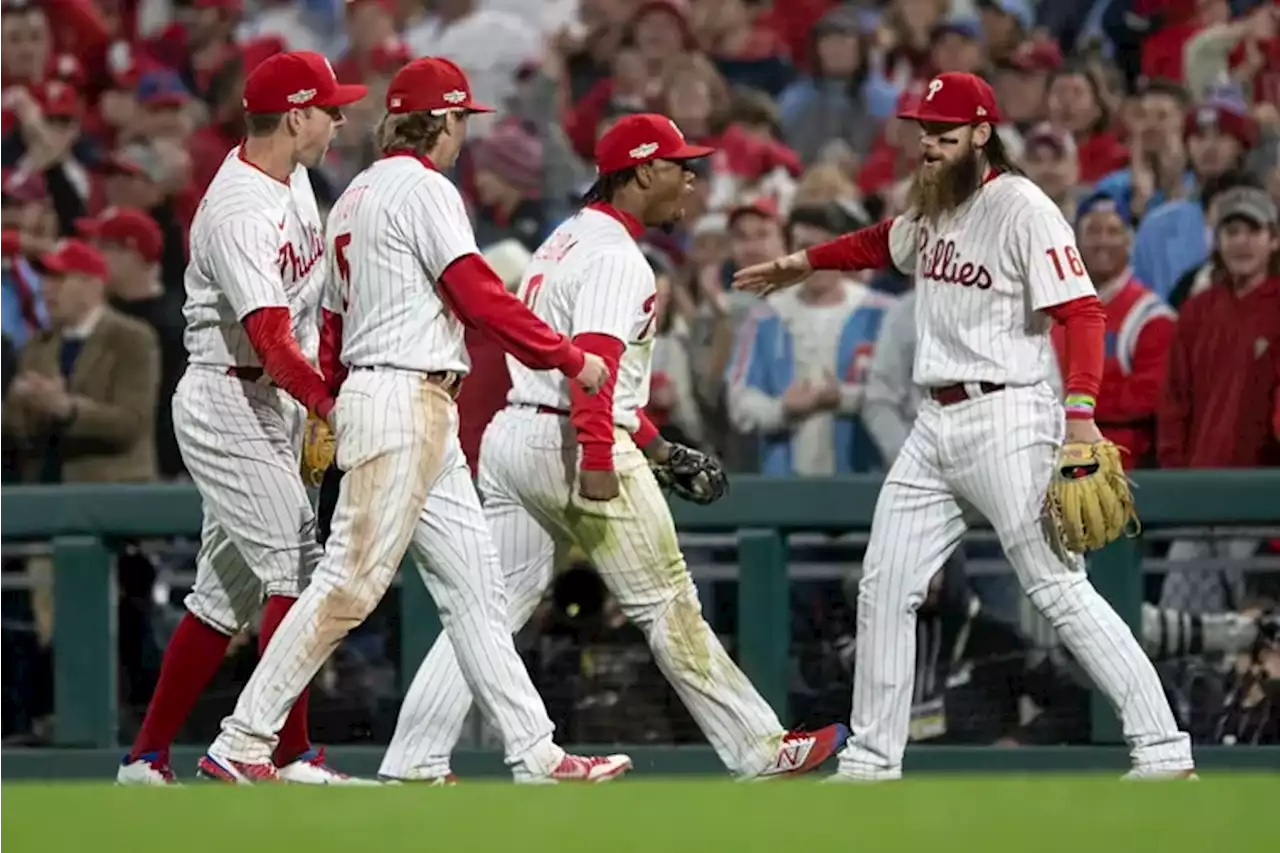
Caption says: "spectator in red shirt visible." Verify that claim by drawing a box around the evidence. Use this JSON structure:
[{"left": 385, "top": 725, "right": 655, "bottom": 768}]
[
  {"left": 1048, "top": 62, "right": 1129, "bottom": 183},
  {"left": 1142, "top": 0, "right": 1232, "bottom": 84},
  {"left": 1053, "top": 194, "right": 1175, "bottom": 469},
  {"left": 1158, "top": 186, "right": 1280, "bottom": 471}
]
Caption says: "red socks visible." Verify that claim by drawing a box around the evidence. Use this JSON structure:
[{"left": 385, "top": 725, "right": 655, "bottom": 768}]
[
  {"left": 129, "top": 613, "right": 231, "bottom": 762},
  {"left": 260, "top": 595, "right": 313, "bottom": 766}
]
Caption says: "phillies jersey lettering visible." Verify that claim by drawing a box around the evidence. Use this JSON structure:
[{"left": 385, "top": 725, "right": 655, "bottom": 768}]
[
  {"left": 507, "top": 207, "right": 656, "bottom": 431},
  {"left": 324, "top": 154, "right": 479, "bottom": 374},
  {"left": 182, "top": 148, "right": 326, "bottom": 366},
  {"left": 888, "top": 174, "right": 1095, "bottom": 386}
]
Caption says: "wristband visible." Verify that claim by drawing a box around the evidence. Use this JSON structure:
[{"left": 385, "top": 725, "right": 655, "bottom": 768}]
[{"left": 1064, "top": 393, "right": 1096, "bottom": 420}]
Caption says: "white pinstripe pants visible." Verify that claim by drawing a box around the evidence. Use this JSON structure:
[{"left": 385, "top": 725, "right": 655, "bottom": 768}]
[
  {"left": 210, "top": 370, "right": 562, "bottom": 777},
  {"left": 838, "top": 383, "right": 1192, "bottom": 779},
  {"left": 172, "top": 367, "right": 319, "bottom": 635},
  {"left": 379, "top": 407, "right": 786, "bottom": 780}
]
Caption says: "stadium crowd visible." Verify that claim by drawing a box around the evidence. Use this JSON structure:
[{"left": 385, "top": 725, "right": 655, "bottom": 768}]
[{"left": 1, "top": 0, "right": 1277, "bottom": 750}]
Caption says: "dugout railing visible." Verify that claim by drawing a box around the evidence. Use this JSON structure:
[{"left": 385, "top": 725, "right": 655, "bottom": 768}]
[{"left": 2, "top": 471, "right": 1279, "bottom": 778}]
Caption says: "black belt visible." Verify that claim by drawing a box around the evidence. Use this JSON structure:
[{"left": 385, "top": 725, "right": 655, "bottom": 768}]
[
  {"left": 928, "top": 382, "right": 1005, "bottom": 406},
  {"left": 350, "top": 366, "right": 463, "bottom": 397},
  {"left": 226, "top": 366, "right": 272, "bottom": 385}
]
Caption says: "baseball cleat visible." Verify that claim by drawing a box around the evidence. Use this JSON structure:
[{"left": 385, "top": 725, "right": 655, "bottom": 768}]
[
  {"left": 116, "top": 751, "right": 178, "bottom": 786},
  {"left": 377, "top": 773, "right": 459, "bottom": 786},
  {"left": 277, "top": 747, "right": 377, "bottom": 785},
  {"left": 757, "top": 724, "right": 851, "bottom": 778},
  {"left": 197, "top": 752, "right": 280, "bottom": 784},
  {"left": 542, "top": 753, "right": 633, "bottom": 783}
]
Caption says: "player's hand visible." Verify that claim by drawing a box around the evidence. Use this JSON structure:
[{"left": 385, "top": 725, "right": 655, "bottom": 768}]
[
  {"left": 1064, "top": 418, "right": 1104, "bottom": 444},
  {"left": 573, "top": 352, "right": 609, "bottom": 394},
  {"left": 732, "top": 251, "right": 812, "bottom": 296},
  {"left": 579, "top": 468, "right": 620, "bottom": 501}
]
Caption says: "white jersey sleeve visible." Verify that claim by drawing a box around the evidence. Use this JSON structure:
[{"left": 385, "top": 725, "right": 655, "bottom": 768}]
[
  {"left": 888, "top": 214, "right": 919, "bottom": 275},
  {"left": 206, "top": 214, "right": 289, "bottom": 320},
  {"left": 571, "top": 250, "right": 654, "bottom": 342},
  {"left": 408, "top": 172, "right": 480, "bottom": 279},
  {"left": 1016, "top": 210, "right": 1097, "bottom": 311}
]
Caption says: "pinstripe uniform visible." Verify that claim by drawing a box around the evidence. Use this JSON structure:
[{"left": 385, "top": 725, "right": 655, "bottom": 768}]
[
  {"left": 208, "top": 152, "right": 568, "bottom": 779},
  {"left": 379, "top": 206, "right": 792, "bottom": 781},
  {"left": 839, "top": 174, "right": 1192, "bottom": 779},
  {"left": 173, "top": 147, "right": 326, "bottom": 634}
]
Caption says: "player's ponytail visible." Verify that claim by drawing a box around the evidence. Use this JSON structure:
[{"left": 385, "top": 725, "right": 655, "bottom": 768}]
[
  {"left": 981, "top": 127, "right": 1025, "bottom": 180},
  {"left": 374, "top": 111, "right": 448, "bottom": 157}
]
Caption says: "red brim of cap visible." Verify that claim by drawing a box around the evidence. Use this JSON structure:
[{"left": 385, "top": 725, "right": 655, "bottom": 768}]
[
  {"left": 463, "top": 101, "right": 495, "bottom": 113},
  {"left": 897, "top": 106, "right": 988, "bottom": 125},
  {"left": 316, "top": 83, "right": 369, "bottom": 108},
  {"left": 73, "top": 217, "right": 101, "bottom": 236},
  {"left": 666, "top": 142, "right": 716, "bottom": 162}
]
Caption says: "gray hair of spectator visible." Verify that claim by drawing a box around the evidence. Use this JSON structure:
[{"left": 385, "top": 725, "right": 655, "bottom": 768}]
[{"left": 374, "top": 110, "right": 448, "bottom": 157}]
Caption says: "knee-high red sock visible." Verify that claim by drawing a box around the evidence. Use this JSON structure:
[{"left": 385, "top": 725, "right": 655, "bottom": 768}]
[
  {"left": 260, "top": 594, "right": 313, "bottom": 765},
  {"left": 129, "top": 613, "right": 231, "bottom": 762}
]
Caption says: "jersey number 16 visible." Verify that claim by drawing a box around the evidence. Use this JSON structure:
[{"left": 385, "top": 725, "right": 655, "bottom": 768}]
[{"left": 1046, "top": 246, "right": 1085, "bottom": 280}]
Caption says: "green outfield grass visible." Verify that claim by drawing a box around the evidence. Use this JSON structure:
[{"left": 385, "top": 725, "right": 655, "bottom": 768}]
[{"left": 3, "top": 775, "right": 1273, "bottom": 853}]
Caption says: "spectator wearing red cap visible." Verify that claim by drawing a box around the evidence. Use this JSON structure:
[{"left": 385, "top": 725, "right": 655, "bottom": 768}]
[
  {"left": 1047, "top": 62, "right": 1129, "bottom": 184},
  {"left": 133, "top": 70, "right": 194, "bottom": 143},
  {"left": 1051, "top": 193, "right": 1174, "bottom": 469},
  {"left": 470, "top": 120, "right": 547, "bottom": 252},
  {"left": 1132, "top": 101, "right": 1261, "bottom": 299},
  {"left": 993, "top": 39, "right": 1063, "bottom": 132},
  {"left": 1023, "top": 122, "right": 1082, "bottom": 223},
  {"left": 76, "top": 206, "right": 185, "bottom": 477},
  {"left": 1, "top": 168, "right": 53, "bottom": 347},
  {"left": 2, "top": 238, "right": 159, "bottom": 484}
]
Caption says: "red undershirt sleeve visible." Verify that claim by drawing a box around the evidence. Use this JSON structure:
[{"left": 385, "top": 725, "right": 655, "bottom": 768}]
[
  {"left": 438, "top": 253, "right": 585, "bottom": 378},
  {"left": 569, "top": 332, "right": 624, "bottom": 471},
  {"left": 1043, "top": 295, "right": 1105, "bottom": 419},
  {"left": 805, "top": 219, "right": 894, "bottom": 271},
  {"left": 632, "top": 410, "right": 660, "bottom": 450},
  {"left": 318, "top": 307, "right": 347, "bottom": 396},
  {"left": 241, "top": 307, "right": 335, "bottom": 419}
]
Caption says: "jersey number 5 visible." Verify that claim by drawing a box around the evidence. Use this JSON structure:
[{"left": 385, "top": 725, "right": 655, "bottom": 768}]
[
  {"left": 521, "top": 273, "right": 545, "bottom": 310},
  {"left": 1046, "top": 246, "right": 1085, "bottom": 280},
  {"left": 334, "top": 232, "right": 352, "bottom": 310}
]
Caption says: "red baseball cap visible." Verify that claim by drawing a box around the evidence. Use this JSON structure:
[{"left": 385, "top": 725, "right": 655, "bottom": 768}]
[
  {"left": 898, "top": 72, "right": 1002, "bottom": 125},
  {"left": 386, "top": 57, "right": 493, "bottom": 115},
  {"left": 75, "top": 207, "right": 164, "bottom": 264},
  {"left": 593, "top": 113, "right": 715, "bottom": 175},
  {"left": 36, "top": 80, "right": 84, "bottom": 120},
  {"left": 242, "top": 50, "right": 367, "bottom": 114},
  {"left": 370, "top": 36, "right": 411, "bottom": 76},
  {"left": 41, "top": 239, "right": 110, "bottom": 279}
]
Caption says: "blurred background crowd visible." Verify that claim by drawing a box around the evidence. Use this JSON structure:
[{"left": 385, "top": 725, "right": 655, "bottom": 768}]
[{"left": 1, "top": 0, "right": 1277, "bottom": 753}]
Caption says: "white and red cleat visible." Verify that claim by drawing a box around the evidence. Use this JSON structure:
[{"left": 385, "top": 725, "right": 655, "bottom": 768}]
[
  {"left": 116, "top": 751, "right": 178, "bottom": 786},
  {"left": 756, "top": 724, "right": 850, "bottom": 779},
  {"left": 377, "top": 773, "right": 459, "bottom": 786},
  {"left": 541, "top": 753, "right": 633, "bottom": 783},
  {"left": 277, "top": 747, "right": 377, "bottom": 785},
  {"left": 197, "top": 752, "right": 280, "bottom": 784}
]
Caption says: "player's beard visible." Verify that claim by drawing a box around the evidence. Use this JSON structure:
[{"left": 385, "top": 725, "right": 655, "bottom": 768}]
[{"left": 908, "top": 144, "right": 984, "bottom": 223}]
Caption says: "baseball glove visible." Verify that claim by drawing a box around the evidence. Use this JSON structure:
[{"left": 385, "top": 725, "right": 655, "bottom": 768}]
[
  {"left": 1045, "top": 440, "right": 1139, "bottom": 553},
  {"left": 301, "top": 414, "right": 335, "bottom": 488},
  {"left": 651, "top": 444, "right": 728, "bottom": 505}
]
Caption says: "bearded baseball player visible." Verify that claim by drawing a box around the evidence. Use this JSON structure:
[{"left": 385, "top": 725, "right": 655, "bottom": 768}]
[
  {"left": 118, "top": 52, "right": 365, "bottom": 786},
  {"left": 376, "top": 113, "right": 849, "bottom": 784},
  {"left": 200, "top": 57, "right": 626, "bottom": 784},
  {"left": 734, "top": 73, "right": 1195, "bottom": 781}
]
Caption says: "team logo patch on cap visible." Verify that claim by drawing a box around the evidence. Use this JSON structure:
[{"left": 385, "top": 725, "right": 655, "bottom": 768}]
[
  {"left": 927, "top": 78, "right": 943, "bottom": 100},
  {"left": 443, "top": 90, "right": 467, "bottom": 104},
  {"left": 287, "top": 88, "right": 317, "bottom": 105},
  {"left": 976, "top": 105, "right": 987, "bottom": 116},
  {"left": 630, "top": 142, "right": 659, "bottom": 159},
  {"left": 1197, "top": 107, "right": 1218, "bottom": 127},
  {"left": 390, "top": 96, "right": 403, "bottom": 109}
]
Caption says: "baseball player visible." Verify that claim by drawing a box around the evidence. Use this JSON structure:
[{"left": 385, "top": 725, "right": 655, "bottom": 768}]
[
  {"left": 734, "top": 73, "right": 1195, "bottom": 781},
  {"left": 118, "top": 52, "right": 366, "bottom": 786},
  {"left": 200, "top": 57, "right": 625, "bottom": 784},
  {"left": 377, "top": 114, "right": 850, "bottom": 784}
]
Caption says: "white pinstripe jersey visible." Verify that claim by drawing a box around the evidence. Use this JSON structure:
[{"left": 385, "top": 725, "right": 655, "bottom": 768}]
[
  {"left": 182, "top": 148, "right": 326, "bottom": 366},
  {"left": 886, "top": 173, "right": 1095, "bottom": 387},
  {"left": 506, "top": 206, "right": 657, "bottom": 431},
  {"left": 323, "top": 154, "right": 479, "bottom": 374}
]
